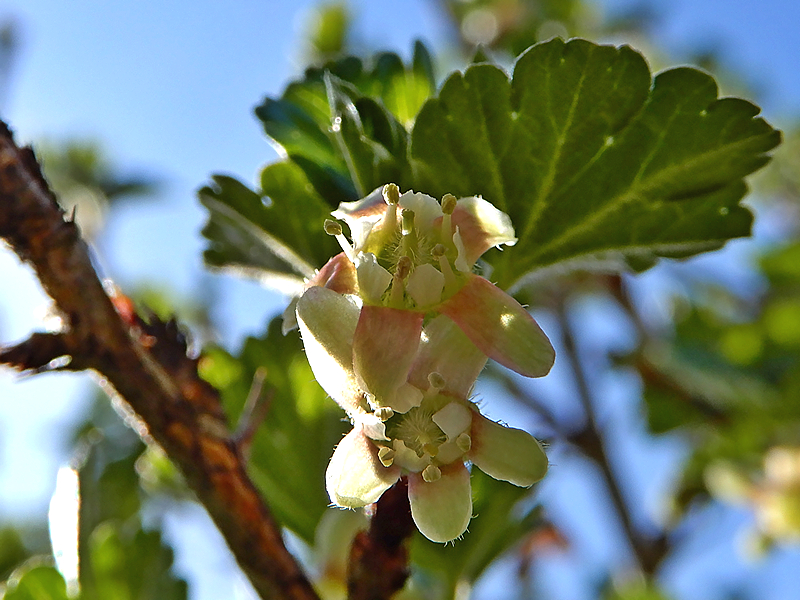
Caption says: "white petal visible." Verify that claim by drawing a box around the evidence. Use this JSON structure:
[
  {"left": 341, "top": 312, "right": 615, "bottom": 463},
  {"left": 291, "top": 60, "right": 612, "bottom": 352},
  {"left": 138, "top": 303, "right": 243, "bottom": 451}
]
[
  {"left": 405, "top": 263, "right": 445, "bottom": 308},
  {"left": 355, "top": 252, "right": 393, "bottom": 304},
  {"left": 408, "top": 463, "right": 472, "bottom": 543},
  {"left": 296, "top": 286, "right": 363, "bottom": 412},
  {"left": 398, "top": 191, "right": 442, "bottom": 236},
  {"left": 331, "top": 186, "right": 386, "bottom": 250},
  {"left": 355, "top": 412, "right": 389, "bottom": 441},
  {"left": 326, "top": 429, "right": 400, "bottom": 507},
  {"left": 432, "top": 402, "right": 472, "bottom": 441}
]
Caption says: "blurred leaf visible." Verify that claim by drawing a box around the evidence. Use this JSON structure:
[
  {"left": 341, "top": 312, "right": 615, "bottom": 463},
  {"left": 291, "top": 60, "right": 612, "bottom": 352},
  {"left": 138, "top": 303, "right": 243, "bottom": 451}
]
[
  {"left": 411, "top": 38, "right": 780, "bottom": 289},
  {"left": 3, "top": 565, "right": 70, "bottom": 600},
  {"left": 87, "top": 522, "right": 187, "bottom": 600},
  {"left": 0, "top": 528, "right": 29, "bottom": 580},
  {"left": 306, "top": 2, "right": 350, "bottom": 58},
  {"left": 410, "top": 470, "right": 542, "bottom": 597},
  {"left": 201, "top": 317, "right": 348, "bottom": 543}
]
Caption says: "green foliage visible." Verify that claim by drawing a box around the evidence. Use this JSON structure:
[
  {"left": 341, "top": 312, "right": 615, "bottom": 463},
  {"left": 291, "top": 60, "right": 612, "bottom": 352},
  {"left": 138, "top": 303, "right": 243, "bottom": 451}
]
[
  {"left": 200, "top": 317, "right": 348, "bottom": 543},
  {"left": 2, "top": 565, "right": 71, "bottom": 600},
  {"left": 412, "top": 38, "right": 780, "bottom": 288},
  {"left": 87, "top": 523, "right": 187, "bottom": 600},
  {"left": 201, "top": 38, "right": 779, "bottom": 295},
  {"left": 637, "top": 237, "right": 800, "bottom": 511},
  {"left": 200, "top": 43, "right": 436, "bottom": 289}
]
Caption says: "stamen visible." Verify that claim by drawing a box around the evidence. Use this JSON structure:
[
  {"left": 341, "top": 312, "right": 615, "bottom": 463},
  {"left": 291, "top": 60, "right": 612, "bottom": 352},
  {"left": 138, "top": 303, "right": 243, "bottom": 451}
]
[
  {"left": 389, "top": 256, "right": 412, "bottom": 307},
  {"left": 433, "top": 243, "right": 458, "bottom": 294},
  {"left": 378, "top": 184, "right": 400, "bottom": 242},
  {"left": 440, "top": 194, "right": 456, "bottom": 247},
  {"left": 324, "top": 219, "right": 355, "bottom": 261},
  {"left": 422, "top": 464, "right": 442, "bottom": 482},
  {"left": 401, "top": 209, "right": 415, "bottom": 236}
]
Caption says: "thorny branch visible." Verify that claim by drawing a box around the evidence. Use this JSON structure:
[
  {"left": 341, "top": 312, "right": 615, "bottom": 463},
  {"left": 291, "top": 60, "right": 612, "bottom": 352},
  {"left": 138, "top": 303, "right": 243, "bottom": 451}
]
[{"left": 0, "top": 121, "right": 321, "bottom": 600}]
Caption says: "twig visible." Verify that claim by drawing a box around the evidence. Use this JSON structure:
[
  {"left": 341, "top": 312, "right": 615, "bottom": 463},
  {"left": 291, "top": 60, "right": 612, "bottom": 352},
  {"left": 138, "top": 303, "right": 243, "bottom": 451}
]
[
  {"left": 0, "top": 121, "right": 320, "bottom": 600},
  {"left": 347, "top": 478, "right": 414, "bottom": 600},
  {"left": 554, "top": 296, "right": 667, "bottom": 575},
  {"left": 234, "top": 367, "right": 273, "bottom": 458}
]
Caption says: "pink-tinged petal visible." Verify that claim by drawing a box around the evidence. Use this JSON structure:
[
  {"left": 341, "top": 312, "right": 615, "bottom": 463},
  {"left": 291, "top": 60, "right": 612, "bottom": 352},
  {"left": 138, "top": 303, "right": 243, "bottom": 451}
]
[
  {"left": 332, "top": 186, "right": 387, "bottom": 249},
  {"left": 327, "top": 428, "right": 400, "bottom": 508},
  {"left": 450, "top": 196, "right": 517, "bottom": 266},
  {"left": 296, "top": 286, "right": 363, "bottom": 413},
  {"left": 408, "top": 462, "right": 472, "bottom": 543},
  {"left": 469, "top": 412, "right": 548, "bottom": 487},
  {"left": 439, "top": 275, "right": 555, "bottom": 378},
  {"left": 305, "top": 252, "right": 358, "bottom": 295},
  {"left": 408, "top": 315, "right": 488, "bottom": 398},
  {"left": 353, "top": 305, "right": 424, "bottom": 410}
]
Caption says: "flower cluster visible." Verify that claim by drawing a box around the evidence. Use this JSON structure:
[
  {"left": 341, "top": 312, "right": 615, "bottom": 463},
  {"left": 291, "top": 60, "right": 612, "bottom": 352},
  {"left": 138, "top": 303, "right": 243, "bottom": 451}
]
[{"left": 293, "top": 183, "right": 555, "bottom": 542}]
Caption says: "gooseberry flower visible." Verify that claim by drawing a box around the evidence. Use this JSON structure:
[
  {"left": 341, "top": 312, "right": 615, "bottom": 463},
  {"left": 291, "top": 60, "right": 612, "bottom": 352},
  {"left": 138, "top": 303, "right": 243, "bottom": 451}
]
[{"left": 295, "top": 184, "right": 554, "bottom": 542}]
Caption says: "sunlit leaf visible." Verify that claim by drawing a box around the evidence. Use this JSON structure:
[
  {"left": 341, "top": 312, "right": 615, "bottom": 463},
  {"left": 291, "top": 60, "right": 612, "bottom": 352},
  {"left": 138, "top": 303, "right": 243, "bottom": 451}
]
[{"left": 411, "top": 38, "right": 780, "bottom": 289}]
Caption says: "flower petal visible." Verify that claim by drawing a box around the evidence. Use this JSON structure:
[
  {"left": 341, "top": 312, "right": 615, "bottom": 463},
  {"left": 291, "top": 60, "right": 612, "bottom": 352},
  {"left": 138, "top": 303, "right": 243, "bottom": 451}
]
[
  {"left": 406, "top": 263, "right": 445, "bottom": 308},
  {"left": 451, "top": 196, "right": 517, "bottom": 267},
  {"left": 408, "top": 462, "right": 472, "bottom": 543},
  {"left": 306, "top": 252, "right": 358, "bottom": 295},
  {"left": 353, "top": 305, "right": 424, "bottom": 410},
  {"left": 408, "top": 315, "right": 488, "bottom": 398},
  {"left": 469, "top": 412, "right": 548, "bottom": 487},
  {"left": 432, "top": 402, "right": 472, "bottom": 441},
  {"left": 438, "top": 275, "right": 555, "bottom": 378},
  {"left": 327, "top": 428, "right": 400, "bottom": 508},
  {"left": 331, "top": 186, "right": 387, "bottom": 250},
  {"left": 296, "top": 286, "right": 363, "bottom": 413},
  {"left": 398, "top": 191, "right": 443, "bottom": 237},
  {"left": 355, "top": 252, "right": 393, "bottom": 304}
]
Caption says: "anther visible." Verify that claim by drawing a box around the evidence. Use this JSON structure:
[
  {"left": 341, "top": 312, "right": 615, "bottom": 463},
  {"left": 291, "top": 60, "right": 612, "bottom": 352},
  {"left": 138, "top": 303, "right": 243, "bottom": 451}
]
[
  {"left": 428, "top": 372, "right": 446, "bottom": 390},
  {"left": 422, "top": 464, "right": 442, "bottom": 482},
  {"left": 375, "top": 407, "right": 394, "bottom": 421},
  {"left": 383, "top": 183, "right": 400, "bottom": 205},
  {"left": 378, "top": 446, "right": 396, "bottom": 467},
  {"left": 456, "top": 433, "right": 472, "bottom": 453},
  {"left": 440, "top": 194, "right": 456, "bottom": 247}
]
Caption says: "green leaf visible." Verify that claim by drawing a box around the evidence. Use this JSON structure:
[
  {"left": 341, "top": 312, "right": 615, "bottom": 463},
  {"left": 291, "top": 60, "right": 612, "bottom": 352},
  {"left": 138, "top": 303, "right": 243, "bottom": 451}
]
[
  {"left": 411, "top": 38, "right": 781, "bottom": 289},
  {"left": 87, "top": 523, "right": 187, "bottom": 600},
  {"left": 203, "top": 317, "right": 348, "bottom": 543},
  {"left": 410, "top": 470, "right": 542, "bottom": 597},
  {"left": 199, "top": 168, "right": 340, "bottom": 291},
  {"left": 3, "top": 565, "right": 70, "bottom": 600}
]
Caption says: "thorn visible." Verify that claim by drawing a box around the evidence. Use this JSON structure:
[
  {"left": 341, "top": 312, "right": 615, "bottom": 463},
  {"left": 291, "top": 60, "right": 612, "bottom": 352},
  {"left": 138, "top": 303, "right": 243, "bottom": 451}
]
[{"left": 234, "top": 367, "right": 273, "bottom": 459}]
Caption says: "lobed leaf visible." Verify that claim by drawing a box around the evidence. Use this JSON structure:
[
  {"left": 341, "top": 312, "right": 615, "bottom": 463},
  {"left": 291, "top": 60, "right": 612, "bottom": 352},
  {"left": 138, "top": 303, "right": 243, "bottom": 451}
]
[{"left": 411, "top": 38, "right": 781, "bottom": 289}]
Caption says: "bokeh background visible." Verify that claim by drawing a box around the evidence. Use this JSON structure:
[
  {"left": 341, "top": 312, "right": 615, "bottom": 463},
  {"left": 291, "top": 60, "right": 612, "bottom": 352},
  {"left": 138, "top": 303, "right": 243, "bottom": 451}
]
[{"left": 1, "top": 1, "right": 799, "bottom": 599}]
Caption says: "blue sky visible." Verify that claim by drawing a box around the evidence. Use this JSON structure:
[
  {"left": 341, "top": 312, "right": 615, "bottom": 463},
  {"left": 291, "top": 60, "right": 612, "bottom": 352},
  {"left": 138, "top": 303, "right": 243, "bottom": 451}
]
[{"left": 0, "top": 1, "right": 798, "bottom": 599}]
